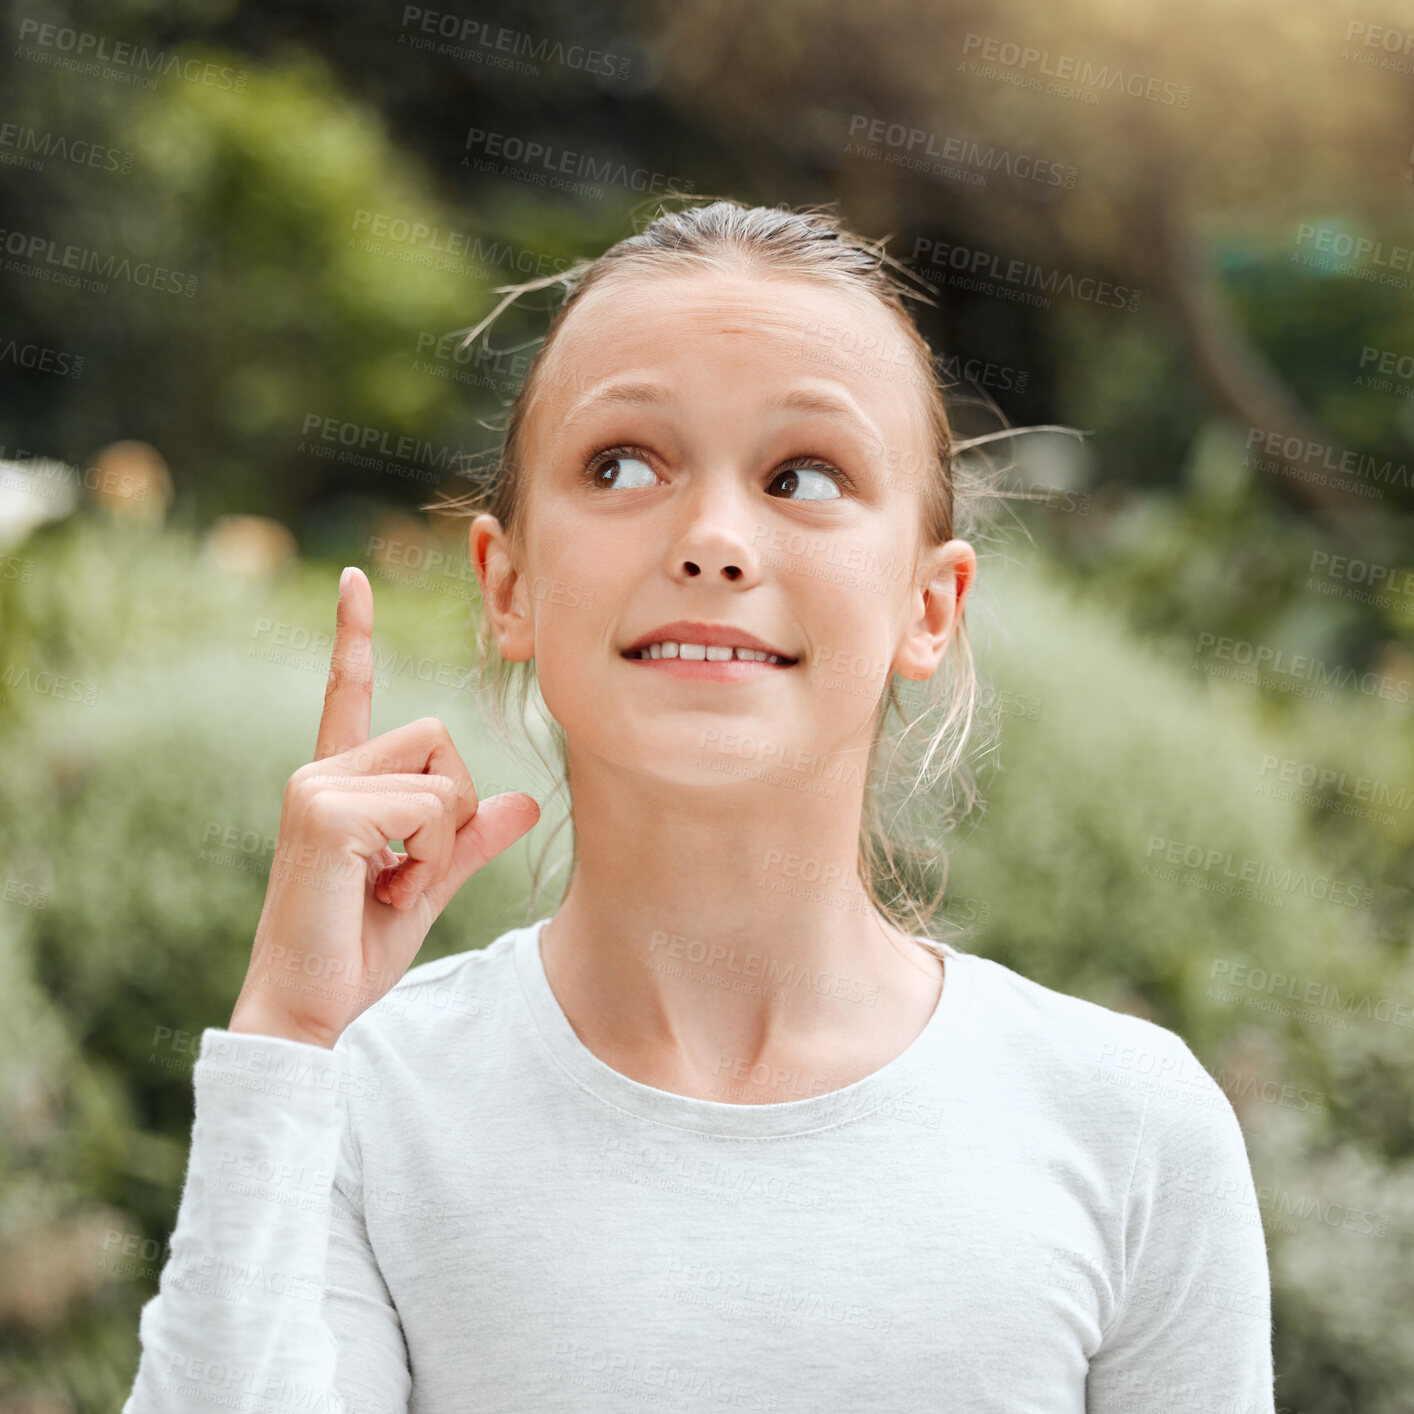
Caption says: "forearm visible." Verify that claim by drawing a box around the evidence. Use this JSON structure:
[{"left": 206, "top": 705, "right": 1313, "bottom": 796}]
[{"left": 122, "top": 1029, "right": 359, "bottom": 1414}]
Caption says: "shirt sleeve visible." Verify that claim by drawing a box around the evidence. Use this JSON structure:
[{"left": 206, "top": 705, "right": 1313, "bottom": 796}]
[
  {"left": 1086, "top": 1034, "right": 1276, "bottom": 1414},
  {"left": 121, "top": 1027, "right": 412, "bottom": 1414}
]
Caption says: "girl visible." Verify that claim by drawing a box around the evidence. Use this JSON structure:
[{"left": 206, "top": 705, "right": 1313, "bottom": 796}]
[{"left": 124, "top": 199, "right": 1275, "bottom": 1413}]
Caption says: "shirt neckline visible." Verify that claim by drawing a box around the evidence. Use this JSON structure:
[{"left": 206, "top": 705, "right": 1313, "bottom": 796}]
[{"left": 512, "top": 915, "right": 974, "bottom": 1138}]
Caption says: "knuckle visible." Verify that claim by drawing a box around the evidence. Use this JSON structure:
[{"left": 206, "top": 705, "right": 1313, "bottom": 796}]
[
  {"left": 303, "top": 790, "right": 344, "bottom": 837},
  {"left": 416, "top": 715, "right": 451, "bottom": 744},
  {"left": 347, "top": 743, "right": 383, "bottom": 775},
  {"left": 413, "top": 790, "right": 447, "bottom": 816},
  {"left": 425, "top": 774, "right": 457, "bottom": 807},
  {"left": 285, "top": 764, "right": 317, "bottom": 804}
]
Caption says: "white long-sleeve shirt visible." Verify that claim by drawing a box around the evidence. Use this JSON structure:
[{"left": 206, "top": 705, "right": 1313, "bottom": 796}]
[{"left": 122, "top": 916, "right": 1276, "bottom": 1413}]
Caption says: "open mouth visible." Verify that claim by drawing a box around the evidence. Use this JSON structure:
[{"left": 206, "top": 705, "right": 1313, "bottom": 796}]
[{"left": 621, "top": 640, "right": 797, "bottom": 667}]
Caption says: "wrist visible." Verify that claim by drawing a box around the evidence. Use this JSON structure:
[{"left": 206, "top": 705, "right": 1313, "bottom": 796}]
[{"left": 228, "top": 998, "right": 343, "bottom": 1049}]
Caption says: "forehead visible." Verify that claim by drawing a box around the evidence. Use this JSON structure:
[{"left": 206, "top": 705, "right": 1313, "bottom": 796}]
[{"left": 531, "top": 269, "right": 931, "bottom": 452}]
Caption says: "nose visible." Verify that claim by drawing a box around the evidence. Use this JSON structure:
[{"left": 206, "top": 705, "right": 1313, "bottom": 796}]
[{"left": 671, "top": 476, "right": 762, "bottom": 586}]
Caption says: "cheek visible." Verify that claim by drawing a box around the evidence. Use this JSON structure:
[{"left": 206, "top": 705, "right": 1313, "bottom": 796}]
[
  {"left": 516, "top": 545, "right": 608, "bottom": 688},
  {"left": 809, "top": 639, "right": 892, "bottom": 699},
  {"left": 529, "top": 515, "right": 597, "bottom": 591},
  {"left": 529, "top": 609, "right": 610, "bottom": 735},
  {"left": 798, "top": 571, "right": 904, "bottom": 699},
  {"left": 528, "top": 497, "right": 642, "bottom": 601}
]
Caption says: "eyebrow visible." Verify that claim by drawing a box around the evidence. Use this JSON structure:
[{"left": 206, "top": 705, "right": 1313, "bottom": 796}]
[
  {"left": 562, "top": 378, "right": 884, "bottom": 444},
  {"left": 765, "top": 385, "right": 881, "bottom": 441},
  {"left": 562, "top": 379, "right": 672, "bottom": 427}
]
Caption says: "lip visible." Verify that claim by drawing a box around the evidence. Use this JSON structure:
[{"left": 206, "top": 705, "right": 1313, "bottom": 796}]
[{"left": 620, "top": 619, "right": 798, "bottom": 664}]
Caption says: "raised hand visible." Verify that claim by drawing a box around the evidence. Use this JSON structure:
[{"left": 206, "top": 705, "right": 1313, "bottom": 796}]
[{"left": 228, "top": 567, "right": 540, "bottom": 1048}]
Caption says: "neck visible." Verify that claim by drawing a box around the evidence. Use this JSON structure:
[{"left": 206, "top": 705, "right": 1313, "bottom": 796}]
[{"left": 537, "top": 752, "right": 944, "bottom": 1102}]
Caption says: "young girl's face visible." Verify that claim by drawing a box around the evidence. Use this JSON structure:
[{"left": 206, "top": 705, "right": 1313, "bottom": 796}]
[{"left": 476, "top": 270, "right": 972, "bottom": 791}]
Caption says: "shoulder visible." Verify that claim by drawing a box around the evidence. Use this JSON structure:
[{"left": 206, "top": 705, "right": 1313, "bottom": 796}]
[
  {"left": 956, "top": 949, "right": 1238, "bottom": 1148},
  {"left": 958, "top": 950, "right": 1258, "bottom": 1231},
  {"left": 335, "top": 921, "right": 528, "bottom": 1073},
  {"left": 959, "top": 948, "right": 1200, "bottom": 1075}
]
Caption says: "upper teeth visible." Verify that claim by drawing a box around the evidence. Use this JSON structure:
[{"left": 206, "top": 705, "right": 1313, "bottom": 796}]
[{"left": 632, "top": 641, "right": 788, "bottom": 664}]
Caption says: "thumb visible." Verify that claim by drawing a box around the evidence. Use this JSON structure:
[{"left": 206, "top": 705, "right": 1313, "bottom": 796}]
[{"left": 425, "top": 793, "right": 541, "bottom": 914}]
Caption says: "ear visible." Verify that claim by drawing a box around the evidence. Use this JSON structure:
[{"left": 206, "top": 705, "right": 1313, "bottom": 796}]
[
  {"left": 893, "top": 539, "right": 976, "bottom": 682},
  {"left": 469, "top": 514, "right": 535, "bottom": 662}
]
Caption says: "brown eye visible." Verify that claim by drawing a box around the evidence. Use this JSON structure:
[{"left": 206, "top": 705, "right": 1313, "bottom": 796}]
[
  {"left": 584, "top": 448, "right": 657, "bottom": 489},
  {"left": 768, "top": 462, "right": 844, "bottom": 501}
]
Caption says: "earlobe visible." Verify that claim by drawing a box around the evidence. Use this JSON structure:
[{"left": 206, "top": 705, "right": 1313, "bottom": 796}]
[
  {"left": 892, "top": 635, "right": 939, "bottom": 682},
  {"left": 894, "top": 651, "right": 940, "bottom": 683}
]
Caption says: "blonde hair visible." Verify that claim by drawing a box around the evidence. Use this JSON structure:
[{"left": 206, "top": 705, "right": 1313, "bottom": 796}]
[{"left": 433, "top": 195, "right": 1072, "bottom": 948}]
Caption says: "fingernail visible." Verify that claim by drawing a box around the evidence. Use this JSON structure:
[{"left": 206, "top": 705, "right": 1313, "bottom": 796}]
[{"left": 339, "top": 566, "right": 354, "bottom": 594}]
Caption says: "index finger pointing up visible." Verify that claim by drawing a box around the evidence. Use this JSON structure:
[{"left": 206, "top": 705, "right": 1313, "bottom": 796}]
[{"left": 314, "top": 565, "right": 375, "bottom": 761}]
